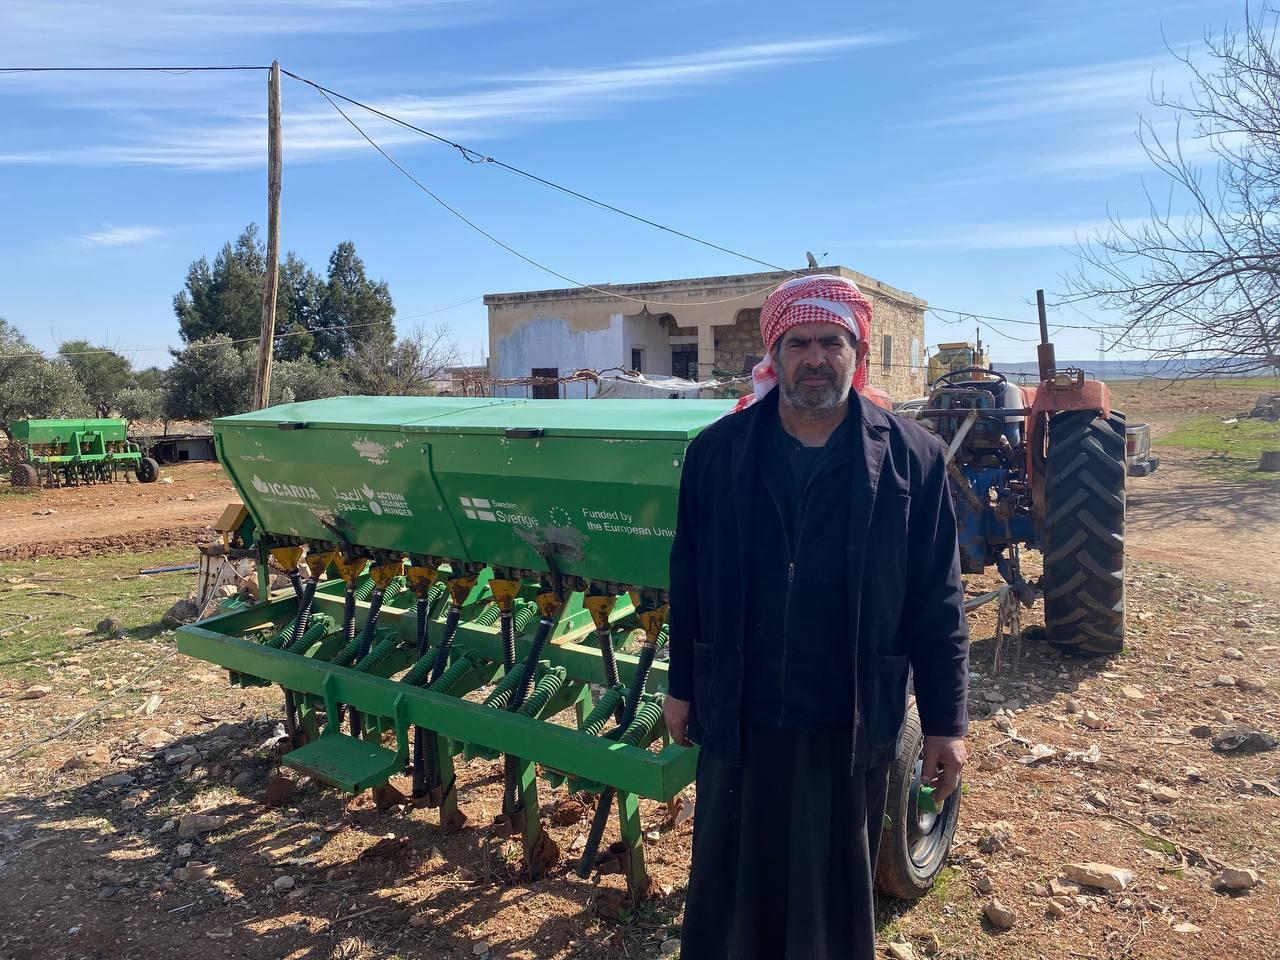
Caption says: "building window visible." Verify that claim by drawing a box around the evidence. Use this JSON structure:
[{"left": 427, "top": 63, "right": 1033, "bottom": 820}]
[
  {"left": 531, "top": 367, "right": 558, "bottom": 400},
  {"left": 631, "top": 348, "right": 644, "bottom": 373},
  {"left": 882, "top": 334, "right": 893, "bottom": 374},
  {"left": 911, "top": 338, "right": 921, "bottom": 373},
  {"left": 671, "top": 344, "right": 698, "bottom": 380}
]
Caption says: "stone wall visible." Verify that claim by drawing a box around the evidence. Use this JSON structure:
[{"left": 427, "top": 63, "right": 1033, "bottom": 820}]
[
  {"left": 713, "top": 309, "right": 762, "bottom": 376},
  {"left": 709, "top": 298, "right": 925, "bottom": 398},
  {"left": 868, "top": 293, "right": 925, "bottom": 399}
]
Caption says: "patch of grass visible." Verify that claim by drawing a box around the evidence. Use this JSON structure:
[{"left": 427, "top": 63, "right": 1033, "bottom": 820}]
[
  {"left": 1159, "top": 414, "right": 1280, "bottom": 481},
  {"left": 928, "top": 866, "right": 968, "bottom": 908},
  {"left": 1141, "top": 835, "right": 1179, "bottom": 857},
  {"left": 1213, "top": 376, "right": 1280, "bottom": 390},
  {"left": 0, "top": 484, "right": 40, "bottom": 500},
  {"left": 0, "top": 546, "right": 196, "bottom": 681}
]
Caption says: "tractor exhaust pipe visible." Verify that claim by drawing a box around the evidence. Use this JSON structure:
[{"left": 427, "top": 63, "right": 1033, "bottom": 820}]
[{"left": 1036, "top": 289, "right": 1056, "bottom": 382}]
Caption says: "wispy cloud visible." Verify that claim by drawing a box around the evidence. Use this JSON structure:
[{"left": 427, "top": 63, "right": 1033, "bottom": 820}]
[
  {"left": 921, "top": 54, "right": 1168, "bottom": 130},
  {"left": 0, "top": 33, "right": 902, "bottom": 171},
  {"left": 914, "top": 44, "right": 1228, "bottom": 184},
  {"left": 77, "top": 225, "right": 163, "bottom": 246},
  {"left": 876, "top": 218, "right": 1136, "bottom": 251},
  {"left": 2, "top": 0, "right": 485, "bottom": 60}
]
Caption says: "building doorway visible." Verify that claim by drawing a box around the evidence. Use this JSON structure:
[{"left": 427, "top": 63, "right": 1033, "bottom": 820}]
[
  {"left": 531, "top": 367, "right": 559, "bottom": 399},
  {"left": 671, "top": 344, "right": 698, "bottom": 380}
]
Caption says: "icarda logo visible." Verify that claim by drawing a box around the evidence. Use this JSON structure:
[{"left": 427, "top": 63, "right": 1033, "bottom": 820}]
[{"left": 249, "top": 474, "right": 321, "bottom": 502}]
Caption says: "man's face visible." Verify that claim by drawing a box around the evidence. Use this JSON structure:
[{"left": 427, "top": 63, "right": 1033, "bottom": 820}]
[{"left": 774, "top": 321, "right": 865, "bottom": 416}]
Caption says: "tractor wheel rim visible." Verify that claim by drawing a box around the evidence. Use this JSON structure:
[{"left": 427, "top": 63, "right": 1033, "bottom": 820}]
[{"left": 907, "top": 757, "right": 949, "bottom": 869}]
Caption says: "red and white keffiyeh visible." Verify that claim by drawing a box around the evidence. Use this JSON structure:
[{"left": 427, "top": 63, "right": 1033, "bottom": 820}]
[{"left": 729, "top": 274, "right": 873, "bottom": 414}]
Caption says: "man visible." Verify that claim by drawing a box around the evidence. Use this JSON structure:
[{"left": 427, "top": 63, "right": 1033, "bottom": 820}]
[{"left": 664, "top": 274, "right": 969, "bottom": 959}]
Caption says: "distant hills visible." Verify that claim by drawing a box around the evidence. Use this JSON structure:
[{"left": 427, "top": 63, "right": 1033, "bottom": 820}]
[{"left": 990, "top": 358, "right": 1276, "bottom": 382}]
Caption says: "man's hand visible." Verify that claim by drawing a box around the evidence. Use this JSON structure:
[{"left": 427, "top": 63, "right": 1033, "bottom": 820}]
[
  {"left": 663, "top": 695, "right": 693, "bottom": 746},
  {"left": 921, "top": 735, "right": 966, "bottom": 802}
]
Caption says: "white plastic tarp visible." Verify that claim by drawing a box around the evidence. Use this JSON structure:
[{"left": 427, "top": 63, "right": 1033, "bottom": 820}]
[{"left": 593, "top": 373, "right": 724, "bottom": 399}]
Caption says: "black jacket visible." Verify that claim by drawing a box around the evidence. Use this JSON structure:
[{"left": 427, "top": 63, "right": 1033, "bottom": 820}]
[{"left": 667, "top": 390, "right": 970, "bottom": 770}]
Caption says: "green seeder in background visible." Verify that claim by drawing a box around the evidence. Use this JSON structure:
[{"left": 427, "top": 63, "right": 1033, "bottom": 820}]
[{"left": 7, "top": 418, "right": 159, "bottom": 487}]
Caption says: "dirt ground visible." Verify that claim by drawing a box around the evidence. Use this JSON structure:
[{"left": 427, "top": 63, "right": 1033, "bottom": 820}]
[
  {"left": 0, "top": 462, "right": 237, "bottom": 562},
  {"left": 1110, "top": 381, "right": 1280, "bottom": 594},
  {"left": 0, "top": 381, "right": 1277, "bottom": 960}
]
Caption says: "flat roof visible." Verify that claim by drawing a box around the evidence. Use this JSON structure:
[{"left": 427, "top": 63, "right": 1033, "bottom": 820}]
[{"left": 483, "top": 265, "right": 926, "bottom": 309}]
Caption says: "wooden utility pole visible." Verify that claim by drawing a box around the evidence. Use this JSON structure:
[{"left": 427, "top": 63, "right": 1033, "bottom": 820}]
[{"left": 253, "top": 60, "right": 283, "bottom": 410}]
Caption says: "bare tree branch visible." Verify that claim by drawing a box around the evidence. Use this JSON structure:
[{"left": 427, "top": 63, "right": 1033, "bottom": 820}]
[
  {"left": 1065, "top": 1, "right": 1280, "bottom": 377},
  {"left": 341, "top": 323, "right": 464, "bottom": 396}
]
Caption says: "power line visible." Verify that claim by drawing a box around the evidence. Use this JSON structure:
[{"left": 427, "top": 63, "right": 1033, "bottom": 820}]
[
  {"left": 304, "top": 80, "right": 782, "bottom": 308},
  {"left": 927, "top": 304, "right": 1110, "bottom": 332},
  {"left": 280, "top": 69, "right": 804, "bottom": 279},
  {"left": 1, "top": 64, "right": 1136, "bottom": 360},
  {"left": 288, "top": 75, "right": 1127, "bottom": 327}
]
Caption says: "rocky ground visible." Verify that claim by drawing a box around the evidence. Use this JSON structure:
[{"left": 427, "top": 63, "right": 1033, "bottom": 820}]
[{"left": 0, "top": 379, "right": 1276, "bottom": 960}]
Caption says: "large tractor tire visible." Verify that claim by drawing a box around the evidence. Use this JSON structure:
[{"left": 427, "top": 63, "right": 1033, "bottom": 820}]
[
  {"left": 875, "top": 704, "right": 961, "bottom": 900},
  {"left": 136, "top": 456, "right": 160, "bottom": 483},
  {"left": 1042, "top": 409, "right": 1126, "bottom": 656},
  {"left": 10, "top": 463, "right": 39, "bottom": 488}
]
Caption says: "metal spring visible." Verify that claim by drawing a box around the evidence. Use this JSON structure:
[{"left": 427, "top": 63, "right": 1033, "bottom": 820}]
[
  {"left": 283, "top": 614, "right": 335, "bottom": 655},
  {"left": 353, "top": 573, "right": 407, "bottom": 602},
  {"left": 517, "top": 666, "right": 566, "bottom": 717},
  {"left": 579, "top": 687, "right": 626, "bottom": 737},
  {"left": 427, "top": 651, "right": 478, "bottom": 695},
  {"left": 482, "top": 660, "right": 534, "bottom": 710},
  {"left": 473, "top": 603, "right": 501, "bottom": 627},
  {"left": 353, "top": 630, "right": 399, "bottom": 673},
  {"left": 426, "top": 580, "right": 447, "bottom": 607},
  {"left": 655, "top": 625, "right": 669, "bottom": 650},
  {"left": 330, "top": 633, "right": 364, "bottom": 668},
  {"left": 402, "top": 649, "right": 437, "bottom": 686},
  {"left": 512, "top": 600, "right": 537, "bottom": 635},
  {"left": 262, "top": 618, "right": 298, "bottom": 649},
  {"left": 621, "top": 699, "right": 664, "bottom": 747}
]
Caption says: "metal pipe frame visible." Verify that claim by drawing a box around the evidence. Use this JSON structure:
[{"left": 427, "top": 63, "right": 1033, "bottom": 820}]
[{"left": 175, "top": 586, "right": 695, "bottom": 803}]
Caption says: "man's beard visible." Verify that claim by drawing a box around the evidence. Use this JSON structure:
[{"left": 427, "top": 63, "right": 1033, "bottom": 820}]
[{"left": 778, "top": 365, "right": 851, "bottom": 417}]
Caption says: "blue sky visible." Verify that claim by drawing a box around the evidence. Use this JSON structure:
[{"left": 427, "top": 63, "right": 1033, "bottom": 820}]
[{"left": 0, "top": 0, "right": 1247, "bottom": 367}]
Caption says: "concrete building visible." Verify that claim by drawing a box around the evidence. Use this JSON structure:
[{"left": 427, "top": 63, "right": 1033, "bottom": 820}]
[{"left": 484, "top": 266, "right": 927, "bottom": 400}]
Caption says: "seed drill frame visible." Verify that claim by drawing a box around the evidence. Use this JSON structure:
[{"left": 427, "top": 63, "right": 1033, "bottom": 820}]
[
  {"left": 177, "top": 397, "right": 722, "bottom": 900},
  {"left": 7, "top": 418, "right": 158, "bottom": 487}
]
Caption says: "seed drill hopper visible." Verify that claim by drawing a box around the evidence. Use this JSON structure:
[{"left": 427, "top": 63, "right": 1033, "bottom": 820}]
[{"left": 177, "top": 396, "right": 727, "bottom": 899}]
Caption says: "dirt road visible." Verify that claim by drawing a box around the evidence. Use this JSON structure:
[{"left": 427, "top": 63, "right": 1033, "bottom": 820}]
[
  {"left": 0, "top": 462, "right": 239, "bottom": 561},
  {"left": 1113, "top": 379, "right": 1280, "bottom": 593},
  {"left": 1126, "top": 445, "right": 1279, "bottom": 593}
]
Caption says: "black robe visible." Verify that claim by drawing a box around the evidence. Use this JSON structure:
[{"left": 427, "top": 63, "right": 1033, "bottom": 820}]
[{"left": 681, "top": 725, "right": 889, "bottom": 959}]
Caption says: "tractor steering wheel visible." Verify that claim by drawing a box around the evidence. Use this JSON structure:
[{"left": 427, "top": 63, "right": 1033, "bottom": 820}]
[{"left": 930, "top": 366, "right": 1008, "bottom": 389}]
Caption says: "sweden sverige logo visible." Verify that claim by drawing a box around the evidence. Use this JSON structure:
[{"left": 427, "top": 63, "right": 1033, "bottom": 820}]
[{"left": 459, "top": 496, "right": 497, "bottom": 521}]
